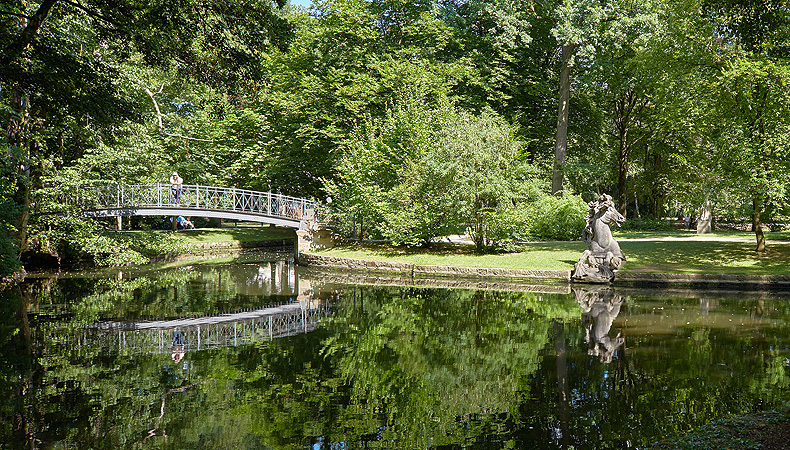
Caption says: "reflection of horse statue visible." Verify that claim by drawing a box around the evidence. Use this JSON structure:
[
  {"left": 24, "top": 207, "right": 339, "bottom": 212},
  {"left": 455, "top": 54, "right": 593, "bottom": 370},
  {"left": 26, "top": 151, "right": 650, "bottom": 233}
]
[
  {"left": 574, "top": 287, "right": 625, "bottom": 363},
  {"left": 572, "top": 194, "right": 626, "bottom": 283}
]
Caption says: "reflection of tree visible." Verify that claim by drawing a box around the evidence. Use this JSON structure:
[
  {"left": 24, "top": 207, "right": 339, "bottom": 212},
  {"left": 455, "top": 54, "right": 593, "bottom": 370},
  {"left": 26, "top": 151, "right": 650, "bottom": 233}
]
[
  {"left": 228, "top": 286, "right": 580, "bottom": 449},
  {"left": 0, "top": 265, "right": 309, "bottom": 449},
  {"left": 318, "top": 287, "right": 579, "bottom": 448},
  {"left": 3, "top": 275, "right": 790, "bottom": 449},
  {"left": 35, "top": 264, "right": 299, "bottom": 325},
  {"left": 525, "top": 295, "right": 790, "bottom": 450}
]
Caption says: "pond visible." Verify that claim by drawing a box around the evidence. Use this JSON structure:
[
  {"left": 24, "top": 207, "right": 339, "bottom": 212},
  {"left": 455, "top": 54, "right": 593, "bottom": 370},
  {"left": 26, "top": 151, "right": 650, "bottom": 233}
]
[{"left": 1, "top": 260, "right": 789, "bottom": 449}]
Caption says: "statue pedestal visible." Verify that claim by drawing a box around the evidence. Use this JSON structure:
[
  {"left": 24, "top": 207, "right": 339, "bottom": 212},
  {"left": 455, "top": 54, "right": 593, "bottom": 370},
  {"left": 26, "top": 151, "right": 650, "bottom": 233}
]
[
  {"left": 572, "top": 251, "right": 620, "bottom": 283},
  {"left": 572, "top": 261, "right": 616, "bottom": 283}
]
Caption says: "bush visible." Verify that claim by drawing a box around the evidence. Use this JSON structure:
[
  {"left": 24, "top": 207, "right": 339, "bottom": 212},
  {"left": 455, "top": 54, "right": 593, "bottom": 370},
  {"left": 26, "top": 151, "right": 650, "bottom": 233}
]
[
  {"left": 0, "top": 159, "right": 21, "bottom": 278},
  {"left": 526, "top": 195, "right": 588, "bottom": 241},
  {"left": 489, "top": 194, "right": 587, "bottom": 243}
]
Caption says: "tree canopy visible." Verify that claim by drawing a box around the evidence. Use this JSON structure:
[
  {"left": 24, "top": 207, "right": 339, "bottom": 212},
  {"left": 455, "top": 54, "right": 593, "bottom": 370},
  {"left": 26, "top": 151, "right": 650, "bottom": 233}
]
[{"left": 3, "top": 0, "right": 790, "bottom": 275}]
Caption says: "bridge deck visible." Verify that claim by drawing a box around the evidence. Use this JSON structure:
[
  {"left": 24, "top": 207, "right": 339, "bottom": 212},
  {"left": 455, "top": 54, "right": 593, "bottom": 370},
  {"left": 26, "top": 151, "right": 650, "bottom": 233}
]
[
  {"left": 83, "top": 206, "right": 303, "bottom": 228},
  {"left": 65, "top": 183, "right": 328, "bottom": 230}
]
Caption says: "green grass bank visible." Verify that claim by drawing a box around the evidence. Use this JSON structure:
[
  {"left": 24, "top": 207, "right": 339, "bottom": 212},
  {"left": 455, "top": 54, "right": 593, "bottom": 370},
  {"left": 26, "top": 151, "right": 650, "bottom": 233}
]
[
  {"left": 309, "top": 230, "right": 790, "bottom": 276},
  {"left": 105, "top": 227, "right": 790, "bottom": 277}
]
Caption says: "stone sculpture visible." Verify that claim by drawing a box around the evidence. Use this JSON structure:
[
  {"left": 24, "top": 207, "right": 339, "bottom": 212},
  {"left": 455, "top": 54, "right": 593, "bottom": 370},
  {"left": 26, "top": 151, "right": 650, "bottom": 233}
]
[{"left": 572, "top": 194, "right": 626, "bottom": 283}]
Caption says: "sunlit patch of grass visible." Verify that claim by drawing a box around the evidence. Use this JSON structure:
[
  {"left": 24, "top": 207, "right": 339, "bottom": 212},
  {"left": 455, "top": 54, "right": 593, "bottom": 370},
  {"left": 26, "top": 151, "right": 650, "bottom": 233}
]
[
  {"left": 315, "top": 242, "right": 585, "bottom": 271},
  {"left": 315, "top": 235, "right": 790, "bottom": 275}
]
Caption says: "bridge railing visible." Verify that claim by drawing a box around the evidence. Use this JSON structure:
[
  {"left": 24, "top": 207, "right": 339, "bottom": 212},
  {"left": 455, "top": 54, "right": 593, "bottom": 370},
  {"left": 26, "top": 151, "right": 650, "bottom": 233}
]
[
  {"left": 64, "top": 183, "right": 330, "bottom": 226},
  {"left": 45, "top": 302, "right": 333, "bottom": 356}
]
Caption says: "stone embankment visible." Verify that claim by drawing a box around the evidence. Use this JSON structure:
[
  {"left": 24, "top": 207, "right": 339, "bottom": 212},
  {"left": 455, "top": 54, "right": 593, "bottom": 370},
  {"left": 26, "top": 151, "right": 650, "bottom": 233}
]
[
  {"left": 150, "top": 239, "right": 295, "bottom": 263},
  {"left": 298, "top": 253, "right": 790, "bottom": 288},
  {"left": 616, "top": 272, "right": 790, "bottom": 287}
]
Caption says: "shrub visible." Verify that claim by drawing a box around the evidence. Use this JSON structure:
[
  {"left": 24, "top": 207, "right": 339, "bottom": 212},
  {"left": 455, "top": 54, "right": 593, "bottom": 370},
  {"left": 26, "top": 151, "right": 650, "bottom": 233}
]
[
  {"left": 489, "top": 194, "right": 587, "bottom": 243},
  {"left": 526, "top": 195, "right": 588, "bottom": 241}
]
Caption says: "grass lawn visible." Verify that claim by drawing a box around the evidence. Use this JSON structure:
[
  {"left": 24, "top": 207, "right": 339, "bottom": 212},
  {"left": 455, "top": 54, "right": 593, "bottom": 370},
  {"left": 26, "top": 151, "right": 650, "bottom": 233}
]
[
  {"left": 315, "top": 242, "right": 585, "bottom": 271},
  {"left": 313, "top": 231, "right": 790, "bottom": 276},
  {"left": 619, "top": 239, "right": 790, "bottom": 275},
  {"left": 170, "top": 226, "right": 293, "bottom": 244}
]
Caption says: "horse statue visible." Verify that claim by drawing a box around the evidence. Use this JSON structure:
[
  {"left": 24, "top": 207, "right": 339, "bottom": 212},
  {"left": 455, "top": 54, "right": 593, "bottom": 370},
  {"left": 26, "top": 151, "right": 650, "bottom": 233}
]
[{"left": 572, "top": 194, "right": 626, "bottom": 283}]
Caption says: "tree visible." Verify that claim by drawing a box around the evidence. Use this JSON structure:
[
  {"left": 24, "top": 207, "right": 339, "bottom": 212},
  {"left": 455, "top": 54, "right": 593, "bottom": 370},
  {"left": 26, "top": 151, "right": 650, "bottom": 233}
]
[
  {"left": 427, "top": 109, "right": 535, "bottom": 249},
  {"left": 702, "top": 0, "right": 790, "bottom": 251},
  {"left": 550, "top": 0, "right": 661, "bottom": 200},
  {"left": 439, "top": 0, "right": 559, "bottom": 174},
  {"left": 0, "top": 158, "right": 21, "bottom": 278},
  {"left": 329, "top": 100, "right": 537, "bottom": 248},
  {"left": 326, "top": 95, "right": 456, "bottom": 245},
  {"left": 1, "top": 0, "right": 293, "bottom": 267}
]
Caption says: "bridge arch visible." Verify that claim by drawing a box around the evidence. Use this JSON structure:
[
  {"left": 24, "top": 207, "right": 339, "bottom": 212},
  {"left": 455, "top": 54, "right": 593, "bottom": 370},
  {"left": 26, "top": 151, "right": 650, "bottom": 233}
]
[{"left": 67, "top": 183, "right": 328, "bottom": 230}]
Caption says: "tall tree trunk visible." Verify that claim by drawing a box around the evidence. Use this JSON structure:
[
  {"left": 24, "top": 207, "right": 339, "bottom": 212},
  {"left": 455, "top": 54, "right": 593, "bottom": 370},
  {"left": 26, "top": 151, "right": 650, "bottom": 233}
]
[
  {"left": 552, "top": 44, "right": 575, "bottom": 196},
  {"left": 614, "top": 90, "right": 642, "bottom": 217},
  {"left": 4, "top": 0, "right": 60, "bottom": 258},
  {"left": 752, "top": 197, "right": 766, "bottom": 252},
  {"left": 617, "top": 126, "right": 628, "bottom": 217},
  {"left": 8, "top": 89, "right": 31, "bottom": 257}
]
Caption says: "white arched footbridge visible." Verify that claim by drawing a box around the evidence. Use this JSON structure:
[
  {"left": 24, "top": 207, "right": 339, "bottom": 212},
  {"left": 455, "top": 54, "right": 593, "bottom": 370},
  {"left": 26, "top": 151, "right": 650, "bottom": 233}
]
[{"left": 66, "top": 183, "right": 329, "bottom": 230}]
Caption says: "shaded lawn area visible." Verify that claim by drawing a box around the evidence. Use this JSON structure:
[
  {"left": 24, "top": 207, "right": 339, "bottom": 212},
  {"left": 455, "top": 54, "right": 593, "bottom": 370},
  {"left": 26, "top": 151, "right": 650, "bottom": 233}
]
[
  {"left": 313, "top": 236, "right": 790, "bottom": 275},
  {"left": 614, "top": 229, "right": 790, "bottom": 240},
  {"left": 619, "top": 239, "right": 790, "bottom": 275}
]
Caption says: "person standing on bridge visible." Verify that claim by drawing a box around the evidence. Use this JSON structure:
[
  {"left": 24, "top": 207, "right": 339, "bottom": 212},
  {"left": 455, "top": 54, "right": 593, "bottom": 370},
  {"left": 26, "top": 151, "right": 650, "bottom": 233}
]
[{"left": 170, "top": 172, "right": 183, "bottom": 205}]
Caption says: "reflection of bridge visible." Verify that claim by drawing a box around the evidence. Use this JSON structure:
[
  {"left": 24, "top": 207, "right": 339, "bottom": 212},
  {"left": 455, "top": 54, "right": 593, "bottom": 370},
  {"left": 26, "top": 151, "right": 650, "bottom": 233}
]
[
  {"left": 65, "top": 183, "right": 328, "bottom": 229},
  {"left": 74, "top": 301, "right": 332, "bottom": 355}
]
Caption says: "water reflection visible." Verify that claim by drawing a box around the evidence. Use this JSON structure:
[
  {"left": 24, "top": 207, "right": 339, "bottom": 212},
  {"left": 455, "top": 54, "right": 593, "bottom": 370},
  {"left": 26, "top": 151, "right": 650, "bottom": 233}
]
[
  {"left": 63, "top": 262, "right": 333, "bottom": 358},
  {"left": 574, "top": 287, "right": 625, "bottom": 363},
  {"left": 172, "top": 328, "right": 185, "bottom": 362},
  {"left": 2, "top": 267, "right": 790, "bottom": 450}
]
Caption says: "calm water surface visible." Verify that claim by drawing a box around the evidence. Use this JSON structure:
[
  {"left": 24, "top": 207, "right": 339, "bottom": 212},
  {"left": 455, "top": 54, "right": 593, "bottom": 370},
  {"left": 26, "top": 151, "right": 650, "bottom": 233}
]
[{"left": 1, "top": 261, "right": 789, "bottom": 449}]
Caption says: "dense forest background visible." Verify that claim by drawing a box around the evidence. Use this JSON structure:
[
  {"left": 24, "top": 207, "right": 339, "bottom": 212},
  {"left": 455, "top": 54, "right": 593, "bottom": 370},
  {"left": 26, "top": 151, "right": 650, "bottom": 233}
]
[{"left": 2, "top": 0, "right": 790, "bottom": 276}]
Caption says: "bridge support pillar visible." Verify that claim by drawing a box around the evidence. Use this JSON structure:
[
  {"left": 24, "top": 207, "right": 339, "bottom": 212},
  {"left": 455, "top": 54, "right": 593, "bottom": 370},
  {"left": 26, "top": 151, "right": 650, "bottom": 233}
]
[
  {"left": 295, "top": 227, "right": 339, "bottom": 261},
  {"left": 295, "top": 229, "right": 312, "bottom": 259}
]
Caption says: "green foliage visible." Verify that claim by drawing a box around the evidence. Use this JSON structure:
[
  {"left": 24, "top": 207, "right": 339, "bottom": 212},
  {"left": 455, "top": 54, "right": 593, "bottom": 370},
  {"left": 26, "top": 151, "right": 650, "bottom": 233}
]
[
  {"left": 0, "top": 151, "right": 21, "bottom": 278},
  {"left": 526, "top": 194, "right": 588, "bottom": 241},
  {"left": 27, "top": 211, "right": 188, "bottom": 268},
  {"left": 5, "top": 0, "right": 790, "bottom": 269},
  {"left": 1, "top": 0, "right": 297, "bottom": 273},
  {"left": 320, "top": 286, "right": 579, "bottom": 445},
  {"left": 4, "top": 266, "right": 790, "bottom": 448},
  {"left": 326, "top": 96, "right": 455, "bottom": 245},
  {"left": 329, "top": 103, "right": 539, "bottom": 248},
  {"left": 428, "top": 109, "right": 536, "bottom": 249},
  {"left": 490, "top": 193, "right": 587, "bottom": 242}
]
